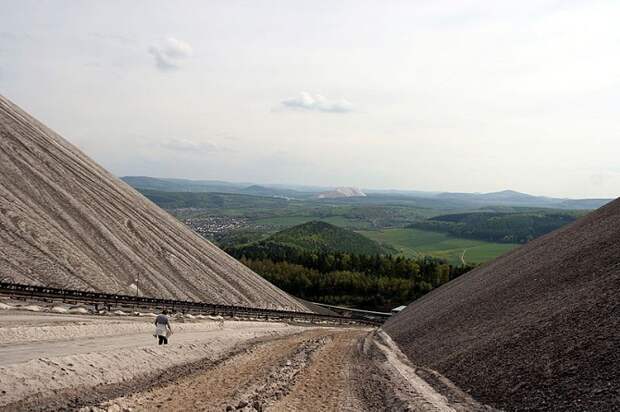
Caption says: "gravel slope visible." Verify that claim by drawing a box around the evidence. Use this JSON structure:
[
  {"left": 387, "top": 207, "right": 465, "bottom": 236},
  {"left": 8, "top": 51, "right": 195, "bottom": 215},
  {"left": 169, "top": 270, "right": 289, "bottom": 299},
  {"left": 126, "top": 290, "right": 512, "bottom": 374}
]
[
  {"left": 384, "top": 198, "right": 620, "bottom": 411},
  {"left": 0, "top": 95, "right": 305, "bottom": 310}
]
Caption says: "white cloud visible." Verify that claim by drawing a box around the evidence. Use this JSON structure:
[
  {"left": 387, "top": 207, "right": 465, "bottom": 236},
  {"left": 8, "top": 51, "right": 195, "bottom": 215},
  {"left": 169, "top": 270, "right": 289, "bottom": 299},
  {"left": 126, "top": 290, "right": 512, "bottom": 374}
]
[
  {"left": 148, "top": 37, "right": 192, "bottom": 70},
  {"left": 159, "top": 138, "right": 218, "bottom": 154},
  {"left": 281, "top": 92, "right": 353, "bottom": 113}
]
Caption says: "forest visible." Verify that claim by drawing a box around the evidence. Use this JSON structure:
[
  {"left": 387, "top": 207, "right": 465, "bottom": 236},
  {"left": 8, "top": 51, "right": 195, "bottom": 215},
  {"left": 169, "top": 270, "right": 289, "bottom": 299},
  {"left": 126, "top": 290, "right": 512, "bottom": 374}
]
[
  {"left": 409, "top": 211, "right": 581, "bottom": 243},
  {"left": 228, "top": 243, "right": 474, "bottom": 311}
]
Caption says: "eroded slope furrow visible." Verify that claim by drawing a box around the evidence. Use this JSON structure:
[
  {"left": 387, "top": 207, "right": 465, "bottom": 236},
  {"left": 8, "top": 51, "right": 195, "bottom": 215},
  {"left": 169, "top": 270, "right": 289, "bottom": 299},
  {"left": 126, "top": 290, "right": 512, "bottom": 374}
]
[{"left": 0, "top": 94, "right": 305, "bottom": 310}]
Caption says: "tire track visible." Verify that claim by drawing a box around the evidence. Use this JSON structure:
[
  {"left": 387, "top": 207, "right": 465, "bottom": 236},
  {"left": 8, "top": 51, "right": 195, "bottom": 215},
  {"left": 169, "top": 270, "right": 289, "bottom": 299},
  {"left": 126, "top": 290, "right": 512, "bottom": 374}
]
[
  {"left": 72, "top": 328, "right": 491, "bottom": 412},
  {"left": 93, "top": 329, "right": 339, "bottom": 411}
]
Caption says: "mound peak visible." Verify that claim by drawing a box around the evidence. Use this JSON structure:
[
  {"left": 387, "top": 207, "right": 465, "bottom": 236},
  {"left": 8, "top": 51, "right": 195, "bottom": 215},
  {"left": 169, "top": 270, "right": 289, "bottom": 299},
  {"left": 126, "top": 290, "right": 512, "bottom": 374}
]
[
  {"left": 317, "top": 187, "right": 366, "bottom": 199},
  {"left": 0, "top": 95, "right": 305, "bottom": 311}
]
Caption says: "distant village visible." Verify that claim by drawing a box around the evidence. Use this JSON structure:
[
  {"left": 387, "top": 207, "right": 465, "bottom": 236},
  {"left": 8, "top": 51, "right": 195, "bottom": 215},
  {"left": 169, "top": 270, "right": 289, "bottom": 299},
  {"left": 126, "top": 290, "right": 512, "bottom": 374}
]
[{"left": 182, "top": 216, "right": 247, "bottom": 237}]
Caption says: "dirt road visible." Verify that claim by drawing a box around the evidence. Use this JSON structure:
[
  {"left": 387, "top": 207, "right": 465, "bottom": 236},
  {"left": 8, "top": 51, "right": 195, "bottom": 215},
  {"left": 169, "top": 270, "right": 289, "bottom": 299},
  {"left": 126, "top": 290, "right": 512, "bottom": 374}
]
[
  {"left": 90, "top": 329, "right": 492, "bottom": 412},
  {"left": 460, "top": 248, "right": 468, "bottom": 265},
  {"left": 1, "top": 311, "right": 492, "bottom": 411},
  {"left": 0, "top": 311, "right": 311, "bottom": 411}
]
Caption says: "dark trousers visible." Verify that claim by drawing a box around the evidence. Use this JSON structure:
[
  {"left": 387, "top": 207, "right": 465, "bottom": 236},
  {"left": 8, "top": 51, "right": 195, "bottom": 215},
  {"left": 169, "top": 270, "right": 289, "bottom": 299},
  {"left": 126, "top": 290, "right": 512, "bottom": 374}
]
[{"left": 158, "top": 335, "right": 168, "bottom": 345}]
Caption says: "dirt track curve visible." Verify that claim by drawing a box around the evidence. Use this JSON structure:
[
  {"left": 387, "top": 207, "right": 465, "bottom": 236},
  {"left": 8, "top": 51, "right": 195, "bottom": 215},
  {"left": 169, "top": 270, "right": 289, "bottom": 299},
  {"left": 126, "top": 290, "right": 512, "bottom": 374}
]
[{"left": 1, "top": 314, "right": 493, "bottom": 412}]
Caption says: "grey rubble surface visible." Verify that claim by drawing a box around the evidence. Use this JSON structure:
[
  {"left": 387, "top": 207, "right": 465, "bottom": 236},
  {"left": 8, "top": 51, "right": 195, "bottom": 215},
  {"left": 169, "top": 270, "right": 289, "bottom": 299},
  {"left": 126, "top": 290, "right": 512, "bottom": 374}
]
[
  {"left": 384, "top": 198, "right": 620, "bottom": 411},
  {"left": 0, "top": 95, "right": 305, "bottom": 311}
]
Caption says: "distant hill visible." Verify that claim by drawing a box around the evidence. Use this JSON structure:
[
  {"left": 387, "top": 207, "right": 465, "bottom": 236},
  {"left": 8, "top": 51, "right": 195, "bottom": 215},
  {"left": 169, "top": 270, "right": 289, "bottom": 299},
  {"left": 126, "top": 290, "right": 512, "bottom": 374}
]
[
  {"left": 124, "top": 178, "right": 611, "bottom": 210},
  {"left": 239, "top": 184, "right": 304, "bottom": 198},
  {"left": 410, "top": 210, "right": 583, "bottom": 243},
  {"left": 267, "top": 221, "right": 387, "bottom": 254},
  {"left": 122, "top": 176, "right": 314, "bottom": 199},
  {"left": 0, "top": 95, "right": 305, "bottom": 311},
  {"left": 555, "top": 198, "right": 613, "bottom": 209},
  {"left": 138, "top": 189, "right": 291, "bottom": 211},
  {"left": 384, "top": 198, "right": 620, "bottom": 410},
  {"left": 317, "top": 187, "right": 366, "bottom": 199},
  {"left": 231, "top": 221, "right": 389, "bottom": 256},
  {"left": 436, "top": 189, "right": 551, "bottom": 204},
  {"left": 435, "top": 189, "right": 611, "bottom": 210},
  {"left": 121, "top": 176, "right": 248, "bottom": 193},
  {"left": 240, "top": 185, "right": 281, "bottom": 197}
]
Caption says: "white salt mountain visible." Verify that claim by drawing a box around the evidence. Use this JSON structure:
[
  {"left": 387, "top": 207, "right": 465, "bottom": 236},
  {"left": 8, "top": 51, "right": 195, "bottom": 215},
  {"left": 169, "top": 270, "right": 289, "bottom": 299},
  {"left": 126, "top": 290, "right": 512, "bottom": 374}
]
[
  {"left": 0, "top": 95, "right": 305, "bottom": 311},
  {"left": 317, "top": 187, "right": 366, "bottom": 199}
]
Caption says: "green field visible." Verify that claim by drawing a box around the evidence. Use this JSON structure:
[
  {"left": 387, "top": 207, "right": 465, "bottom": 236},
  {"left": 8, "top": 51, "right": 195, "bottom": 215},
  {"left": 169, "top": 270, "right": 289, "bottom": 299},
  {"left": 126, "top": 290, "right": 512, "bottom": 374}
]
[{"left": 358, "top": 228, "right": 518, "bottom": 265}]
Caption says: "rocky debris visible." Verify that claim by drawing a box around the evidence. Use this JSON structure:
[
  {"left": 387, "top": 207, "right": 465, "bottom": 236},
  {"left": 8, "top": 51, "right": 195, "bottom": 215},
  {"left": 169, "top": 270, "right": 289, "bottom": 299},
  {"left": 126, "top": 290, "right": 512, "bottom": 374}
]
[{"left": 231, "top": 336, "right": 328, "bottom": 411}]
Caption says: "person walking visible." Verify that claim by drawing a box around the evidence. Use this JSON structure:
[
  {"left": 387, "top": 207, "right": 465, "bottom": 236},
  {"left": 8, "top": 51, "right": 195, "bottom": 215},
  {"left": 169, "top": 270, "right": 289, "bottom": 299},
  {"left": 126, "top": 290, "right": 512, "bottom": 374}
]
[{"left": 154, "top": 309, "right": 173, "bottom": 345}]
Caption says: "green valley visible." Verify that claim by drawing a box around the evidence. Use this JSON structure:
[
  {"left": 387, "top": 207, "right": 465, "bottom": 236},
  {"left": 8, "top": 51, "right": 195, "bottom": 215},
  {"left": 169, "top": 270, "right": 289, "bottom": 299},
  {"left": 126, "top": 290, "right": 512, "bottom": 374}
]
[
  {"left": 358, "top": 227, "right": 518, "bottom": 265},
  {"left": 126, "top": 183, "right": 594, "bottom": 310}
]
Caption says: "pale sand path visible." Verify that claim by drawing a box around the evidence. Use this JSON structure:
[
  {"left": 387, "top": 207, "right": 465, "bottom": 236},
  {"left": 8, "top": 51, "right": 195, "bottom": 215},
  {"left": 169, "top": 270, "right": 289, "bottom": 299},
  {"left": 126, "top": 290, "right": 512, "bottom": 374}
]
[
  {"left": 0, "top": 311, "right": 314, "bottom": 409},
  {"left": 1, "top": 328, "right": 255, "bottom": 366},
  {"left": 1, "top": 312, "right": 491, "bottom": 411}
]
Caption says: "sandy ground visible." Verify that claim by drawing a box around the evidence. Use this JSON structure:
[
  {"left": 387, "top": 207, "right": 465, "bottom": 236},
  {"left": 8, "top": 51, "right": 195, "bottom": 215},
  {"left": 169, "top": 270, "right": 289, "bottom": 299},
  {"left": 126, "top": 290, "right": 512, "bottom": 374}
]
[
  {"left": 0, "top": 310, "right": 310, "bottom": 410},
  {"left": 90, "top": 329, "right": 493, "bottom": 412},
  {"left": 1, "top": 310, "right": 494, "bottom": 411}
]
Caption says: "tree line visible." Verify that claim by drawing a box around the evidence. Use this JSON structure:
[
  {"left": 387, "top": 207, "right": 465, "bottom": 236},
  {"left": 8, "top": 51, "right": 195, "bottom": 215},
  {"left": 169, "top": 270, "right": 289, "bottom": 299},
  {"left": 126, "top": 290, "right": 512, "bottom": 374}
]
[
  {"left": 227, "top": 243, "right": 474, "bottom": 311},
  {"left": 411, "top": 211, "right": 578, "bottom": 244}
]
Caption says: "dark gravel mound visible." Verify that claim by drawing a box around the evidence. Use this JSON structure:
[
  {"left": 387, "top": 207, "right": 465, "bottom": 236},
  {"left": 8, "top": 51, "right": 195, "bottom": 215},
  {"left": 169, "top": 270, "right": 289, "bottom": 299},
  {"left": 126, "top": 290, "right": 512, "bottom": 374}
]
[
  {"left": 0, "top": 95, "right": 306, "bottom": 311},
  {"left": 384, "top": 199, "right": 620, "bottom": 411}
]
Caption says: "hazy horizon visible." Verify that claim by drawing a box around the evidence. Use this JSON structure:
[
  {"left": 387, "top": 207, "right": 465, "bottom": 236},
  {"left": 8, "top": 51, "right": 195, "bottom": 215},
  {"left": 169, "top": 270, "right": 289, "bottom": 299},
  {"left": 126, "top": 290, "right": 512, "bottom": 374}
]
[
  {"left": 1, "top": 1, "right": 618, "bottom": 198},
  {"left": 120, "top": 174, "right": 614, "bottom": 200}
]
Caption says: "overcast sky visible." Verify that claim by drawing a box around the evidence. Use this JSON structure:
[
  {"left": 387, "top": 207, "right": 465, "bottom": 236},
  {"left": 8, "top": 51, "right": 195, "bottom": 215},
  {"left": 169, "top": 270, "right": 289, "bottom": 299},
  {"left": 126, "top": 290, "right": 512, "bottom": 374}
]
[{"left": 1, "top": 0, "right": 618, "bottom": 198}]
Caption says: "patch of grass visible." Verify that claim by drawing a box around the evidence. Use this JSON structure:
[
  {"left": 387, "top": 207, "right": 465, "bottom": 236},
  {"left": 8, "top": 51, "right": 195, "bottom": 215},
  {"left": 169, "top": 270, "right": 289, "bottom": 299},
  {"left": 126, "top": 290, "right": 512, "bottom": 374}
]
[
  {"left": 461, "top": 243, "right": 519, "bottom": 263},
  {"left": 358, "top": 228, "right": 518, "bottom": 265}
]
